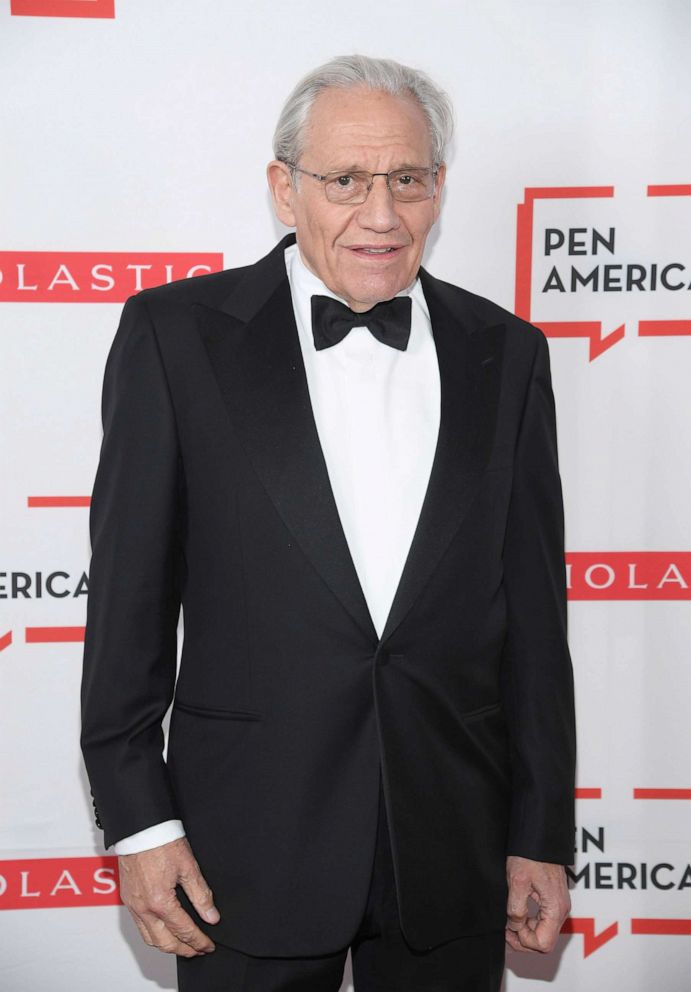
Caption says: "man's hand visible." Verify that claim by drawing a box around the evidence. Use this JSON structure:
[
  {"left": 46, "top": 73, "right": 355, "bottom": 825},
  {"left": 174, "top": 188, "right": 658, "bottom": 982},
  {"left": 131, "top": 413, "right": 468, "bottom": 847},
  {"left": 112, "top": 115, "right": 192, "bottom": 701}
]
[
  {"left": 505, "top": 855, "right": 570, "bottom": 954},
  {"left": 118, "top": 837, "right": 220, "bottom": 958}
]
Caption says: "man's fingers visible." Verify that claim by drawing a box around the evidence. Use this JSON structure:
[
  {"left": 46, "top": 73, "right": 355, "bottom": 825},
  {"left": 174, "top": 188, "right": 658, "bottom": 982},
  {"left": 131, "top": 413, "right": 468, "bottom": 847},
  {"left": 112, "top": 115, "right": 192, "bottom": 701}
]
[
  {"left": 516, "top": 916, "right": 561, "bottom": 954},
  {"left": 504, "top": 927, "right": 531, "bottom": 953},
  {"left": 149, "top": 894, "right": 216, "bottom": 953},
  {"left": 506, "top": 880, "right": 532, "bottom": 929},
  {"left": 179, "top": 862, "right": 221, "bottom": 925},
  {"left": 131, "top": 913, "right": 156, "bottom": 949},
  {"left": 164, "top": 906, "right": 216, "bottom": 953},
  {"left": 129, "top": 883, "right": 216, "bottom": 954},
  {"left": 146, "top": 910, "right": 203, "bottom": 958},
  {"left": 506, "top": 856, "right": 570, "bottom": 955},
  {"left": 128, "top": 907, "right": 200, "bottom": 958},
  {"left": 506, "top": 859, "right": 535, "bottom": 929},
  {"left": 506, "top": 907, "right": 529, "bottom": 929},
  {"left": 118, "top": 838, "right": 219, "bottom": 956}
]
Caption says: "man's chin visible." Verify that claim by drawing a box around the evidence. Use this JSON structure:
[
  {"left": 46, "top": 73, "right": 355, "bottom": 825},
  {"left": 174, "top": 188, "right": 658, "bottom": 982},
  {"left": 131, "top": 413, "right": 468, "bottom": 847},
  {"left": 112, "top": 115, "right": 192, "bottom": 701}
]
[{"left": 342, "top": 276, "right": 412, "bottom": 311}]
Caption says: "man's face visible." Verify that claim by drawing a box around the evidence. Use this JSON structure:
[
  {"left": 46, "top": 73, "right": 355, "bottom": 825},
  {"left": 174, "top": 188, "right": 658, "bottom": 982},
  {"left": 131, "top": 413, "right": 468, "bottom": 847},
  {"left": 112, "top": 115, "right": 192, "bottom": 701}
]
[{"left": 268, "top": 86, "right": 445, "bottom": 312}]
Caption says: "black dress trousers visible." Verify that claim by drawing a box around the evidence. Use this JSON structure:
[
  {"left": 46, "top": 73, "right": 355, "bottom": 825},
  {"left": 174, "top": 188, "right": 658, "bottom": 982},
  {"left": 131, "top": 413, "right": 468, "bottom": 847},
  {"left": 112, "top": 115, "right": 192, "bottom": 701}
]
[{"left": 177, "top": 772, "right": 506, "bottom": 991}]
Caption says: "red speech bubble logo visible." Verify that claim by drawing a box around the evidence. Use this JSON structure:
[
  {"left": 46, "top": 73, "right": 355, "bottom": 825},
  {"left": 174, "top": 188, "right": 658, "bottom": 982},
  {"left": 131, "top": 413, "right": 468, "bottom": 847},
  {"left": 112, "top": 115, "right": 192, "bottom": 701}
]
[
  {"left": 515, "top": 186, "right": 624, "bottom": 360},
  {"left": 516, "top": 184, "right": 691, "bottom": 360},
  {"left": 638, "top": 185, "right": 691, "bottom": 339}
]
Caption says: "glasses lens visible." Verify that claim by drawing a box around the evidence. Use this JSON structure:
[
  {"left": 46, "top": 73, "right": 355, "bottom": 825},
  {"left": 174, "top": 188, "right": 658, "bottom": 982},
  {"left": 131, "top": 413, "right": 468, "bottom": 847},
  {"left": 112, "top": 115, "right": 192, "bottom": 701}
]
[
  {"left": 324, "top": 172, "right": 370, "bottom": 204},
  {"left": 389, "top": 169, "right": 435, "bottom": 201},
  {"left": 321, "top": 169, "right": 436, "bottom": 203}
]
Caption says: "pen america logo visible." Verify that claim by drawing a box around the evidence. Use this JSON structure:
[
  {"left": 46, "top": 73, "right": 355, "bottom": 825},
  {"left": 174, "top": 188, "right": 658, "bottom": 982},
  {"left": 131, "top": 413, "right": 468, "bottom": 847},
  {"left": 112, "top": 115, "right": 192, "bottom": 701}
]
[
  {"left": 562, "top": 800, "right": 691, "bottom": 958},
  {"left": 515, "top": 185, "right": 691, "bottom": 360},
  {"left": 0, "top": 252, "right": 224, "bottom": 302},
  {"left": 570, "top": 824, "right": 691, "bottom": 895},
  {"left": 1, "top": 570, "right": 88, "bottom": 600}
]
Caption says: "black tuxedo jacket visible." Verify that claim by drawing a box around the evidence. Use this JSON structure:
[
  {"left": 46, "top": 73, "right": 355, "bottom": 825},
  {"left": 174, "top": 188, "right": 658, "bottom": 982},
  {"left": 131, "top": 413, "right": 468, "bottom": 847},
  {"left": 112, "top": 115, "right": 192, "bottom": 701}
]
[{"left": 81, "top": 232, "right": 576, "bottom": 956}]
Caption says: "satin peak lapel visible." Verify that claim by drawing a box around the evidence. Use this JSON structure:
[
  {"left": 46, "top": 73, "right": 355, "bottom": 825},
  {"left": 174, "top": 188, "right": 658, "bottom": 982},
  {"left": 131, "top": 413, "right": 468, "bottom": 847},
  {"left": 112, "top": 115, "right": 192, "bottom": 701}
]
[
  {"left": 197, "top": 238, "right": 505, "bottom": 648},
  {"left": 376, "top": 270, "right": 506, "bottom": 644},
  {"left": 197, "top": 237, "right": 379, "bottom": 644}
]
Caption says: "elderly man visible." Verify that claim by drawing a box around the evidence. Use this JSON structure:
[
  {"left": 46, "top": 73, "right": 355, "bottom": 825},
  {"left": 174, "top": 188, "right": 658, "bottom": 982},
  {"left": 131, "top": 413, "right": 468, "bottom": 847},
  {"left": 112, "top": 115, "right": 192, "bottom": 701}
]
[{"left": 81, "top": 55, "right": 576, "bottom": 991}]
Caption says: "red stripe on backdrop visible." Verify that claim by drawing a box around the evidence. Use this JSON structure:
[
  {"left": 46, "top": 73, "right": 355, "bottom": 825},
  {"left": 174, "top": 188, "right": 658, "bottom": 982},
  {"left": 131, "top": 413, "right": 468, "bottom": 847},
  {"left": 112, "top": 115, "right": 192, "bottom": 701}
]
[
  {"left": 524, "top": 186, "right": 615, "bottom": 200},
  {"left": 0, "top": 857, "right": 121, "bottom": 909},
  {"left": 631, "top": 919, "right": 691, "bottom": 935},
  {"left": 633, "top": 789, "right": 691, "bottom": 800},
  {"left": 647, "top": 185, "right": 691, "bottom": 197},
  {"left": 28, "top": 496, "right": 91, "bottom": 507},
  {"left": 25, "top": 627, "right": 85, "bottom": 643},
  {"left": 10, "top": 1, "right": 115, "bottom": 18},
  {"left": 638, "top": 321, "right": 691, "bottom": 337}
]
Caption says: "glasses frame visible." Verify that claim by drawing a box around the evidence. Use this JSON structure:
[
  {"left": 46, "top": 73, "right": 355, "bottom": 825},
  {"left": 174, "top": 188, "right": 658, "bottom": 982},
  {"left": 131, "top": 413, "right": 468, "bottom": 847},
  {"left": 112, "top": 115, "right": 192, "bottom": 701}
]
[{"left": 282, "top": 161, "right": 440, "bottom": 204}]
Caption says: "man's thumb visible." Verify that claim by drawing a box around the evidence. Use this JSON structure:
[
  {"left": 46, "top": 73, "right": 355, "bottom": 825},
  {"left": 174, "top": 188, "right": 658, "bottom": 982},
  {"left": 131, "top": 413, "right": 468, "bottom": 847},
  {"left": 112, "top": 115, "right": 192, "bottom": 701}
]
[
  {"left": 202, "top": 905, "right": 220, "bottom": 924},
  {"left": 181, "top": 864, "right": 221, "bottom": 924}
]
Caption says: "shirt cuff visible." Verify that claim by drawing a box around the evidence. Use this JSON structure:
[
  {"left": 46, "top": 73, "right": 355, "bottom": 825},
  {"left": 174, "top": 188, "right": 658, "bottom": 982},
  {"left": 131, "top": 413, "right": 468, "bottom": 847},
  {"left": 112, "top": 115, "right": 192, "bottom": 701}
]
[{"left": 111, "top": 819, "right": 186, "bottom": 855}]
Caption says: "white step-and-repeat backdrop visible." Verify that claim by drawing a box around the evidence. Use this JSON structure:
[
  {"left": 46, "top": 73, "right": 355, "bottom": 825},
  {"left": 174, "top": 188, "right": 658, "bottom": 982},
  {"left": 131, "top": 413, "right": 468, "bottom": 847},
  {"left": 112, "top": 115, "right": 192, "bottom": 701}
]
[{"left": 1, "top": 1, "right": 689, "bottom": 989}]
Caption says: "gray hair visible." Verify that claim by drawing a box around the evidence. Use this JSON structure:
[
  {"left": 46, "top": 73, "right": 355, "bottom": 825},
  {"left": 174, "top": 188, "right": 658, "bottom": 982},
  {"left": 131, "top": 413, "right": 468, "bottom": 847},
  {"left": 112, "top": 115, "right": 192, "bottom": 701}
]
[{"left": 272, "top": 54, "right": 454, "bottom": 167}]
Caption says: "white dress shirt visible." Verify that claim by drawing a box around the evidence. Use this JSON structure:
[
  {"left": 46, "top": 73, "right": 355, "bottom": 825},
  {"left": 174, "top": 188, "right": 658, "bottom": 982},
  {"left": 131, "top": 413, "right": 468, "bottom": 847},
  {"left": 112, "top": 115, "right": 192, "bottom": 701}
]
[{"left": 111, "top": 242, "right": 441, "bottom": 854}]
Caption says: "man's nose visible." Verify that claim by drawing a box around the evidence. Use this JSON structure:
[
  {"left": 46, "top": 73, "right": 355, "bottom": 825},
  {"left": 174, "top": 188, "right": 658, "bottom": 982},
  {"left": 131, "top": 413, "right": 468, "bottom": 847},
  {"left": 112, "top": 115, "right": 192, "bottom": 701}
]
[{"left": 355, "top": 175, "right": 401, "bottom": 232}]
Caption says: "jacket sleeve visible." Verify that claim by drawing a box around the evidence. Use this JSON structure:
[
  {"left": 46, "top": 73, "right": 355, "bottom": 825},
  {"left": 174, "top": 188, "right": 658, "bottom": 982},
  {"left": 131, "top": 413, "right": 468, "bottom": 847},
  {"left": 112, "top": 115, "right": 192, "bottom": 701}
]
[
  {"left": 81, "top": 294, "right": 184, "bottom": 850},
  {"left": 499, "top": 328, "right": 576, "bottom": 865}
]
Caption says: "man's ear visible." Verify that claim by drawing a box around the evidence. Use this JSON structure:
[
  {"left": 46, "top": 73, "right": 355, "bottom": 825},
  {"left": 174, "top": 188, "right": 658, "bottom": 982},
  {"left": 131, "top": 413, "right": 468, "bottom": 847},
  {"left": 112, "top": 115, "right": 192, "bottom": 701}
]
[
  {"left": 432, "top": 162, "right": 446, "bottom": 223},
  {"left": 267, "top": 161, "right": 297, "bottom": 227}
]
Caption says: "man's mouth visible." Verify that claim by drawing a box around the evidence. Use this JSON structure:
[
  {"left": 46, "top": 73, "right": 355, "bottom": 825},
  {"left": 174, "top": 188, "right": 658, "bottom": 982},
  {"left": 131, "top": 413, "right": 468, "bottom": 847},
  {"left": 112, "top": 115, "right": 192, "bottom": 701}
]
[{"left": 347, "top": 245, "right": 405, "bottom": 257}]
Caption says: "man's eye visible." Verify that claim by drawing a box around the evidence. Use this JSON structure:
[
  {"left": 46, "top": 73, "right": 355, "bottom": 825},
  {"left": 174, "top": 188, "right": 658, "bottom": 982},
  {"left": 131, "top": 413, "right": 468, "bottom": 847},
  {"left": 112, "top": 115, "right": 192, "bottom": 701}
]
[
  {"left": 398, "top": 174, "right": 417, "bottom": 185},
  {"left": 336, "top": 175, "right": 354, "bottom": 187}
]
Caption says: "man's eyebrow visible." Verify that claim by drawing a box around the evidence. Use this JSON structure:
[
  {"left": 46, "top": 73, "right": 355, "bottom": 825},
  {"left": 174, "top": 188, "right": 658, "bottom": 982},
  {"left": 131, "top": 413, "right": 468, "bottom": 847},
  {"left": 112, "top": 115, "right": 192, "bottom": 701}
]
[
  {"left": 324, "top": 162, "right": 430, "bottom": 174},
  {"left": 322, "top": 164, "right": 368, "bottom": 174}
]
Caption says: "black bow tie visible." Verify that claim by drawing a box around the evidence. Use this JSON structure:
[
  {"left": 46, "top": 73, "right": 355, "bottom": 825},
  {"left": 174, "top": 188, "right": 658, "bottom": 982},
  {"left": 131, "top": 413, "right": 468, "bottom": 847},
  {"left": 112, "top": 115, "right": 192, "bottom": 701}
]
[{"left": 310, "top": 294, "right": 412, "bottom": 352}]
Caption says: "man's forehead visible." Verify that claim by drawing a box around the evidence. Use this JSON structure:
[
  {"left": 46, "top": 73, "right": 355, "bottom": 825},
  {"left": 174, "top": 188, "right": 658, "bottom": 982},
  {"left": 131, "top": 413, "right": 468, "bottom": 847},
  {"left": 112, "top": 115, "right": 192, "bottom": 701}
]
[
  {"left": 308, "top": 85, "right": 425, "bottom": 124},
  {"left": 302, "top": 86, "right": 433, "bottom": 163}
]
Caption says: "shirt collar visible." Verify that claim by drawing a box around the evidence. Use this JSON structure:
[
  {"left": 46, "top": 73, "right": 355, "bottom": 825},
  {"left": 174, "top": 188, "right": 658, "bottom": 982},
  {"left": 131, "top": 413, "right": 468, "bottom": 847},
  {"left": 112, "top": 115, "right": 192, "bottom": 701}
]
[{"left": 284, "top": 241, "right": 430, "bottom": 353}]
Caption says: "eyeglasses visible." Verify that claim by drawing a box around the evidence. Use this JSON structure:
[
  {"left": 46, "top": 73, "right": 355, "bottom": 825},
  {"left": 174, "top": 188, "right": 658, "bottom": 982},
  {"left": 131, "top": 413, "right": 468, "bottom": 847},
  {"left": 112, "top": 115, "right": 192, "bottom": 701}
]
[{"left": 282, "top": 162, "right": 439, "bottom": 204}]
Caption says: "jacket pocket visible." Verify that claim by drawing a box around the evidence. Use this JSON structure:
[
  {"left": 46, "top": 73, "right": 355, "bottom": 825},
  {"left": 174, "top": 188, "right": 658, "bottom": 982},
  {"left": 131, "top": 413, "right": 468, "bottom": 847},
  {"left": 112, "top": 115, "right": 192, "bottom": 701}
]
[
  {"left": 459, "top": 700, "right": 502, "bottom": 722},
  {"left": 172, "top": 699, "right": 262, "bottom": 721}
]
